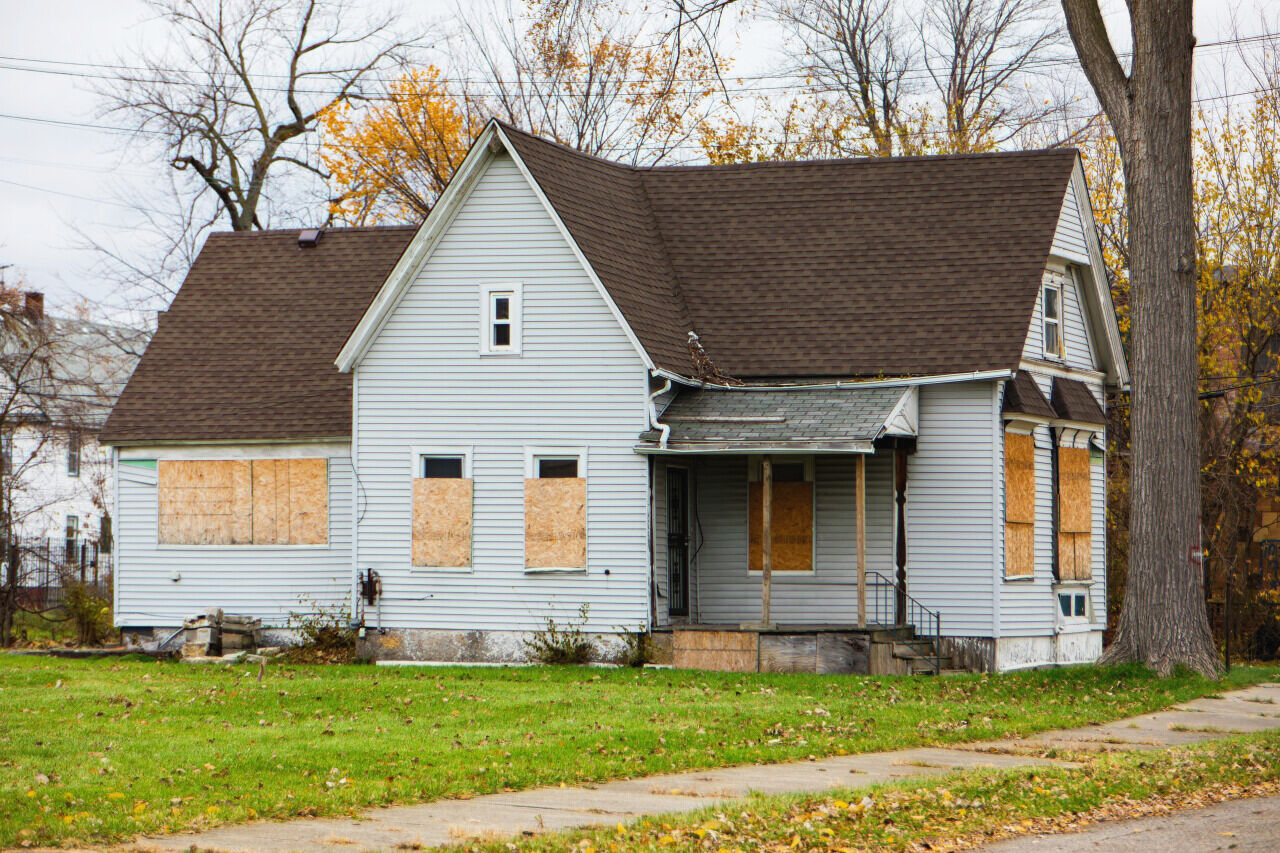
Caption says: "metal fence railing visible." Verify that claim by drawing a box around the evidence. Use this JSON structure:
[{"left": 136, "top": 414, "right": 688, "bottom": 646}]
[{"left": 6, "top": 538, "right": 112, "bottom": 611}]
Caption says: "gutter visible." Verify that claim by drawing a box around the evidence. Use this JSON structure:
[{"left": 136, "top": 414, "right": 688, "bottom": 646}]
[
  {"left": 647, "top": 375, "right": 672, "bottom": 450},
  {"left": 649, "top": 367, "right": 1014, "bottom": 392}
]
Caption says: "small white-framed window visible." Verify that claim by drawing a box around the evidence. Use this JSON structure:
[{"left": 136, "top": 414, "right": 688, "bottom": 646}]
[
  {"left": 65, "top": 514, "right": 79, "bottom": 549},
  {"left": 421, "top": 456, "right": 465, "bottom": 479},
  {"left": 1042, "top": 281, "right": 1063, "bottom": 358},
  {"left": 525, "top": 447, "right": 586, "bottom": 479},
  {"left": 480, "top": 282, "right": 522, "bottom": 355},
  {"left": 1055, "top": 586, "right": 1092, "bottom": 626},
  {"left": 66, "top": 431, "right": 81, "bottom": 478}
]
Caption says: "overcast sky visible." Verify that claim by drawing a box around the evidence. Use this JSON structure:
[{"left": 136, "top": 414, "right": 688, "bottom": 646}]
[{"left": 0, "top": 0, "right": 1272, "bottom": 315}]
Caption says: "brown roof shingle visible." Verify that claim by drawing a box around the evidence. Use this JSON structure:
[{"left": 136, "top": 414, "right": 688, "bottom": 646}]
[
  {"left": 1051, "top": 376, "right": 1107, "bottom": 425},
  {"left": 1002, "top": 371, "right": 1056, "bottom": 420},
  {"left": 500, "top": 124, "right": 1077, "bottom": 379},
  {"left": 100, "top": 226, "right": 415, "bottom": 443}
]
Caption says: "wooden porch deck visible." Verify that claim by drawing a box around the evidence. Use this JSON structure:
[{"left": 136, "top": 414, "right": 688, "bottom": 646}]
[{"left": 668, "top": 624, "right": 932, "bottom": 675}]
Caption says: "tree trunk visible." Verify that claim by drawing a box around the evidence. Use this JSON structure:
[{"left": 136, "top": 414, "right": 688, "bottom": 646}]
[{"left": 1083, "top": 1, "right": 1221, "bottom": 676}]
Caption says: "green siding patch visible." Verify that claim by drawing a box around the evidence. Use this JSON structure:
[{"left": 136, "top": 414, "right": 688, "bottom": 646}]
[{"left": 121, "top": 459, "right": 157, "bottom": 469}]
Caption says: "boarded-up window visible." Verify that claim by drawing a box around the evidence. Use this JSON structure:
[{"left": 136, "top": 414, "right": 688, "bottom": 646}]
[
  {"left": 1057, "top": 446, "right": 1092, "bottom": 580},
  {"left": 251, "top": 459, "right": 329, "bottom": 545},
  {"left": 748, "top": 480, "right": 814, "bottom": 572},
  {"left": 525, "top": 464, "right": 586, "bottom": 569},
  {"left": 158, "top": 458, "right": 327, "bottom": 546},
  {"left": 412, "top": 458, "right": 473, "bottom": 567},
  {"left": 1004, "top": 432, "right": 1035, "bottom": 577}
]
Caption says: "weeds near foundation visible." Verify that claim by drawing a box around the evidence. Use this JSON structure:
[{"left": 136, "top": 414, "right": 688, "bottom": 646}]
[
  {"left": 524, "top": 604, "right": 594, "bottom": 664},
  {"left": 282, "top": 597, "right": 357, "bottom": 663},
  {"left": 617, "top": 626, "right": 653, "bottom": 667}
]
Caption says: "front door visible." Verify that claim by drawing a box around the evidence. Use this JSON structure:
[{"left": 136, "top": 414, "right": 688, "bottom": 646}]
[{"left": 667, "top": 467, "right": 690, "bottom": 617}]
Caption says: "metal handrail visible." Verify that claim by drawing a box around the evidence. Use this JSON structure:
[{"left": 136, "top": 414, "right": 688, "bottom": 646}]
[{"left": 867, "top": 569, "right": 944, "bottom": 674}]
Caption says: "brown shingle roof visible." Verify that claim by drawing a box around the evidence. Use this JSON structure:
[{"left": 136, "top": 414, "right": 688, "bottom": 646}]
[
  {"left": 500, "top": 124, "right": 1077, "bottom": 379},
  {"left": 1051, "top": 376, "right": 1107, "bottom": 425},
  {"left": 100, "top": 226, "right": 415, "bottom": 443},
  {"left": 1002, "top": 371, "right": 1056, "bottom": 420}
]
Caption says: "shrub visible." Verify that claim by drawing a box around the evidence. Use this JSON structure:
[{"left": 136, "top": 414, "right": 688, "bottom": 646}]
[
  {"left": 283, "top": 598, "right": 357, "bottom": 663},
  {"left": 524, "top": 604, "right": 595, "bottom": 664},
  {"left": 62, "top": 581, "right": 113, "bottom": 646}
]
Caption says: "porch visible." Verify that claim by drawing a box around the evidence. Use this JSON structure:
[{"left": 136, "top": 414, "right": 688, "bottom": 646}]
[{"left": 640, "top": 383, "right": 952, "bottom": 674}]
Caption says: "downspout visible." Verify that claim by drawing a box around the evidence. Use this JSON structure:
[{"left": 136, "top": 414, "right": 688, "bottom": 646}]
[{"left": 647, "top": 376, "right": 672, "bottom": 449}]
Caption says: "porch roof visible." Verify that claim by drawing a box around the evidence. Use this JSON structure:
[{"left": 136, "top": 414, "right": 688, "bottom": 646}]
[{"left": 638, "top": 384, "right": 916, "bottom": 454}]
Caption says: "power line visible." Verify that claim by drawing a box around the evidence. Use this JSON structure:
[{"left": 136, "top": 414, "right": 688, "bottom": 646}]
[
  {"left": 0, "top": 177, "right": 150, "bottom": 211},
  {"left": 0, "top": 30, "right": 1276, "bottom": 97}
]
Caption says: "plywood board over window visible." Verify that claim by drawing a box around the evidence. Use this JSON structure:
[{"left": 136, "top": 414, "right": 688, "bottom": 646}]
[
  {"left": 1004, "top": 432, "right": 1036, "bottom": 577},
  {"left": 158, "top": 460, "right": 252, "bottom": 545},
  {"left": 525, "top": 478, "right": 586, "bottom": 569},
  {"left": 748, "top": 481, "right": 814, "bottom": 572},
  {"left": 413, "top": 479, "right": 473, "bottom": 567},
  {"left": 1057, "top": 446, "right": 1092, "bottom": 580},
  {"left": 251, "top": 458, "right": 328, "bottom": 545},
  {"left": 157, "top": 458, "right": 327, "bottom": 546}
]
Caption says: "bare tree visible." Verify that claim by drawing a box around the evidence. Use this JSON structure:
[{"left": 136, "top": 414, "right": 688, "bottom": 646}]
[
  {"left": 768, "top": 0, "right": 914, "bottom": 156},
  {"left": 1062, "top": 0, "right": 1221, "bottom": 676},
  {"left": 920, "top": 0, "right": 1069, "bottom": 151},
  {"left": 99, "top": 0, "right": 420, "bottom": 232},
  {"left": 457, "top": 0, "right": 724, "bottom": 165}
]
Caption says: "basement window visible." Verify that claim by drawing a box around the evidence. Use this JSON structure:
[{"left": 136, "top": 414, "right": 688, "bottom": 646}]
[
  {"left": 1043, "top": 281, "right": 1063, "bottom": 358},
  {"left": 1055, "top": 587, "right": 1091, "bottom": 626},
  {"left": 480, "top": 282, "right": 522, "bottom": 354}
]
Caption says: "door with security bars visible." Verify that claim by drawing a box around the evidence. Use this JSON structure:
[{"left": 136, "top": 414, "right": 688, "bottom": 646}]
[{"left": 666, "top": 467, "right": 690, "bottom": 618}]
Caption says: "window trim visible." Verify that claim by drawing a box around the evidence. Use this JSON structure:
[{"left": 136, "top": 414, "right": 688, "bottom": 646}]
[
  {"left": 410, "top": 446, "right": 473, "bottom": 479},
  {"left": 523, "top": 447, "right": 586, "bottom": 479},
  {"left": 1042, "top": 280, "right": 1063, "bottom": 359},
  {"left": 66, "top": 431, "right": 81, "bottom": 478},
  {"left": 409, "top": 446, "right": 474, "bottom": 573},
  {"left": 479, "top": 281, "right": 523, "bottom": 355},
  {"left": 1053, "top": 583, "right": 1094, "bottom": 631},
  {"left": 523, "top": 446, "right": 588, "bottom": 574},
  {"left": 1003, "top": 425, "right": 1037, "bottom": 582},
  {"left": 745, "top": 454, "right": 817, "bottom": 577}
]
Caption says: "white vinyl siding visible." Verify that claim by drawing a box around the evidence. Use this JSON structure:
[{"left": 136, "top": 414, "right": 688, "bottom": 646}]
[
  {"left": 352, "top": 153, "right": 651, "bottom": 634},
  {"left": 1023, "top": 267, "right": 1098, "bottom": 371},
  {"left": 906, "top": 381, "right": 1000, "bottom": 636},
  {"left": 686, "top": 454, "right": 894, "bottom": 624},
  {"left": 113, "top": 449, "right": 353, "bottom": 627},
  {"left": 998, "top": 372, "right": 1107, "bottom": 636},
  {"left": 1051, "top": 175, "right": 1090, "bottom": 263}
]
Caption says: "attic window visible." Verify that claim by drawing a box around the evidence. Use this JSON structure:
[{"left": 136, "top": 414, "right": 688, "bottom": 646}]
[
  {"left": 480, "top": 283, "right": 522, "bottom": 354},
  {"left": 1043, "top": 281, "right": 1063, "bottom": 357}
]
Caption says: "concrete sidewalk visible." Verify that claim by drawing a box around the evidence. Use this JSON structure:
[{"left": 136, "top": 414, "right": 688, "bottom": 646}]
[
  {"left": 975, "top": 794, "right": 1280, "bottom": 852},
  {"left": 134, "top": 682, "right": 1280, "bottom": 853}
]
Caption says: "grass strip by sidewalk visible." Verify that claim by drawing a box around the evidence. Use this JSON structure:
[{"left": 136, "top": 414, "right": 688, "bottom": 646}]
[
  {"left": 478, "top": 729, "right": 1280, "bottom": 853},
  {"left": 1, "top": 657, "right": 1276, "bottom": 848}
]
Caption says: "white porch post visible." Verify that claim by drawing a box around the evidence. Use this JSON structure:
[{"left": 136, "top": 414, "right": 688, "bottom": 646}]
[
  {"left": 761, "top": 454, "right": 772, "bottom": 626},
  {"left": 857, "top": 453, "right": 867, "bottom": 629}
]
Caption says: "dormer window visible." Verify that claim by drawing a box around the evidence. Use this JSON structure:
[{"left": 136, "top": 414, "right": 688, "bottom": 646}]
[
  {"left": 480, "top": 283, "right": 521, "bottom": 354},
  {"left": 1043, "top": 281, "right": 1062, "bottom": 358}
]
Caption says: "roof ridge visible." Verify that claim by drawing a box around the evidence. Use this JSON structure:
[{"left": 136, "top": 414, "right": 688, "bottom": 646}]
[
  {"left": 630, "top": 169, "right": 695, "bottom": 348},
  {"left": 206, "top": 224, "right": 421, "bottom": 238}
]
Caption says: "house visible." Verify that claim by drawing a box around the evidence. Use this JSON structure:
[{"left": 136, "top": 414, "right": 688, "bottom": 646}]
[
  {"left": 2, "top": 291, "right": 145, "bottom": 588},
  {"left": 100, "top": 120, "right": 1127, "bottom": 672}
]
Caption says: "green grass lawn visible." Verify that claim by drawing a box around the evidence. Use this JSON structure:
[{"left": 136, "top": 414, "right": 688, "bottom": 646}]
[
  {"left": 1, "top": 656, "right": 1276, "bottom": 848},
  {"left": 492, "top": 725, "right": 1280, "bottom": 853}
]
